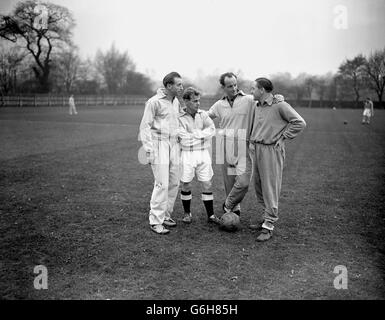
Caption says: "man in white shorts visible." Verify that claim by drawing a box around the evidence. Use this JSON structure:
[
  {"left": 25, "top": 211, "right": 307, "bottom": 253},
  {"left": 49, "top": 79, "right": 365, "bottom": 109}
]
[{"left": 178, "top": 87, "right": 221, "bottom": 224}]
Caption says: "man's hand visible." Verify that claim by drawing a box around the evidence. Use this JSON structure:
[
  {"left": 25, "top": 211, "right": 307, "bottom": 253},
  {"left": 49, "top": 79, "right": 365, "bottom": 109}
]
[
  {"left": 273, "top": 94, "right": 284, "bottom": 103},
  {"left": 146, "top": 151, "right": 155, "bottom": 165},
  {"left": 275, "top": 136, "right": 285, "bottom": 149}
]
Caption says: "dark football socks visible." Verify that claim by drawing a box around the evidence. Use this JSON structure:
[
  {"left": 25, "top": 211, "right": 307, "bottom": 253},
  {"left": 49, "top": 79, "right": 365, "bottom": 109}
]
[
  {"left": 181, "top": 190, "right": 192, "bottom": 213},
  {"left": 202, "top": 192, "right": 214, "bottom": 217}
]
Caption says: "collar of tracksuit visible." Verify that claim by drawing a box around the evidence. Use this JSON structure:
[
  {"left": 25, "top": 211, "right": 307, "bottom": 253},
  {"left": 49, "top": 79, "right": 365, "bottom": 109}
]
[
  {"left": 156, "top": 88, "right": 177, "bottom": 101},
  {"left": 179, "top": 109, "right": 203, "bottom": 118},
  {"left": 221, "top": 90, "right": 246, "bottom": 102}
]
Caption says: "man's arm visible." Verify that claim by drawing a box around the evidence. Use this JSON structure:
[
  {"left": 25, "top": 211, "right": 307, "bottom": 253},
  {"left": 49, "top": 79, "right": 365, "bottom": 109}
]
[
  {"left": 139, "top": 100, "right": 156, "bottom": 155},
  {"left": 192, "top": 112, "right": 216, "bottom": 140},
  {"left": 278, "top": 102, "right": 307, "bottom": 140},
  {"left": 178, "top": 117, "right": 213, "bottom": 148},
  {"left": 273, "top": 94, "right": 284, "bottom": 103}
]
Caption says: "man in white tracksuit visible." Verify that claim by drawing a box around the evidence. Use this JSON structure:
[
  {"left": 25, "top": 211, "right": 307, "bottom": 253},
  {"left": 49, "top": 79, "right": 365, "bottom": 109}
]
[{"left": 139, "top": 72, "right": 184, "bottom": 235}]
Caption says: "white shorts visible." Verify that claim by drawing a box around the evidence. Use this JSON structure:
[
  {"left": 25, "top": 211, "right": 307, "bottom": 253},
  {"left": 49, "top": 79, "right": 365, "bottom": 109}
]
[
  {"left": 180, "top": 149, "right": 213, "bottom": 183},
  {"left": 363, "top": 109, "right": 372, "bottom": 117}
]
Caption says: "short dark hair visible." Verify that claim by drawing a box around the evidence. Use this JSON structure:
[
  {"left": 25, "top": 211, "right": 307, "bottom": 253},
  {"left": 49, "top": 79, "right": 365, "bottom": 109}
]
[
  {"left": 163, "top": 72, "right": 181, "bottom": 88},
  {"left": 183, "top": 87, "right": 200, "bottom": 101},
  {"left": 219, "top": 72, "right": 237, "bottom": 86},
  {"left": 255, "top": 77, "right": 274, "bottom": 92}
]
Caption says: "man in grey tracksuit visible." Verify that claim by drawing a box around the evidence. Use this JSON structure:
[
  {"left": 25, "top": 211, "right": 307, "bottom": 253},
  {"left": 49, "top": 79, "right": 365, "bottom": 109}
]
[{"left": 249, "top": 77, "right": 306, "bottom": 241}]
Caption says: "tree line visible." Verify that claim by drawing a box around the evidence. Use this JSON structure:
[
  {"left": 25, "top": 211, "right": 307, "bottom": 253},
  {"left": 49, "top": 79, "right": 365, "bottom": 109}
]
[
  {"left": 1, "top": 0, "right": 384, "bottom": 104},
  {"left": 0, "top": 0, "right": 153, "bottom": 96}
]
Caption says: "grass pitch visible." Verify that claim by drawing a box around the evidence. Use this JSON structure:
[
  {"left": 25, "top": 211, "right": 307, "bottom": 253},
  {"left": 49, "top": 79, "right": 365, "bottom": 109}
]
[{"left": 0, "top": 105, "right": 384, "bottom": 299}]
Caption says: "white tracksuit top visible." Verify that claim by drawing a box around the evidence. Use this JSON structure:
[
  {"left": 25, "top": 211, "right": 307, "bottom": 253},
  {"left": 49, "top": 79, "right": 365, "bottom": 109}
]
[{"left": 139, "top": 88, "right": 182, "bottom": 153}]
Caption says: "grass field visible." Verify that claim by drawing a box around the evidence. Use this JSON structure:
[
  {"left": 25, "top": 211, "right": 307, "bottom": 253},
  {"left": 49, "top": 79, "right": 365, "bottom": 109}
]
[{"left": 0, "top": 105, "right": 384, "bottom": 300}]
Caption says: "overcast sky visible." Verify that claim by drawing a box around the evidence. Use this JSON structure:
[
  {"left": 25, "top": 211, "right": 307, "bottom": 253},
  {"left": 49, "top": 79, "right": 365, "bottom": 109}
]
[{"left": 1, "top": 0, "right": 384, "bottom": 82}]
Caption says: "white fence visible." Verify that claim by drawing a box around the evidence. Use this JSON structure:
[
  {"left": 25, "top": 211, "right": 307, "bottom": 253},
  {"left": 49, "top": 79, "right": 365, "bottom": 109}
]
[
  {"left": 0, "top": 95, "right": 219, "bottom": 109},
  {"left": 0, "top": 95, "right": 149, "bottom": 107}
]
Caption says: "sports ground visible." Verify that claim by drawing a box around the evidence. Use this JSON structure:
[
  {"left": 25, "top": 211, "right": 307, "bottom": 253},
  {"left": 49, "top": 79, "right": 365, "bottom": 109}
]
[{"left": 0, "top": 105, "right": 384, "bottom": 299}]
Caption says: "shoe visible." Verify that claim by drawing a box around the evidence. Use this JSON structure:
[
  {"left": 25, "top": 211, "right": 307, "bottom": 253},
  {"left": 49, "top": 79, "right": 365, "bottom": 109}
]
[
  {"left": 222, "top": 202, "right": 231, "bottom": 214},
  {"left": 163, "top": 218, "right": 177, "bottom": 227},
  {"left": 182, "top": 213, "right": 192, "bottom": 224},
  {"left": 208, "top": 214, "right": 221, "bottom": 225},
  {"left": 150, "top": 224, "right": 170, "bottom": 235},
  {"left": 256, "top": 228, "right": 273, "bottom": 242},
  {"left": 249, "top": 222, "right": 263, "bottom": 231},
  {"left": 233, "top": 210, "right": 241, "bottom": 216},
  {"left": 223, "top": 202, "right": 241, "bottom": 215}
]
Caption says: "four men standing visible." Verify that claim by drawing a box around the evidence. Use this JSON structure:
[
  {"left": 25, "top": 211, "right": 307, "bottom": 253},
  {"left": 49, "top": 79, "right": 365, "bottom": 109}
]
[{"left": 139, "top": 72, "right": 307, "bottom": 240}]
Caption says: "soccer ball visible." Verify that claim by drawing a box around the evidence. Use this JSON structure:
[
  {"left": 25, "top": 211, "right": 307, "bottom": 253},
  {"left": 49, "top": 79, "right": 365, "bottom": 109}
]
[
  {"left": 343, "top": 120, "right": 348, "bottom": 125},
  {"left": 220, "top": 212, "right": 240, "bottom": 232}
]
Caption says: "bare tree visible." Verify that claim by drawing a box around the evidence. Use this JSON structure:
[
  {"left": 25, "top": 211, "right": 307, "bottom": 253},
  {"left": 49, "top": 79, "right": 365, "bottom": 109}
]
[
  {"left": 293, "top": 73, "right": 308, "bottom": 103},
  {"left": 304, "top": 75, "right": 317, "bottom": 108},
  {"left": 0, "top": 42, "right": 26, "bottom": 94},
  {"left": 55, "top": 46, "right": 80, "bottom": 93},
  {"left": 363, "top": 48, "right": 385, "bottom": 102},
  {"left": 0, "top": 0, "right": 75, "bottom": 92},
  {"left": 314, "top": 73, "right": 336, "bottom": 107},
  {"left": 338, "top": 54, "right": 366, "bottom": 106},
  {"left": 95, "top": 43, "right": 135, "bottom": 94}
]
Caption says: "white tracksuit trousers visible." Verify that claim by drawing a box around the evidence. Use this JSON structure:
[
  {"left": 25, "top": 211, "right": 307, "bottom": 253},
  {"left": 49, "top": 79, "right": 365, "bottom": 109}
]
[{"left": 149, "top": 139, "right": 181, "bottom": 225}]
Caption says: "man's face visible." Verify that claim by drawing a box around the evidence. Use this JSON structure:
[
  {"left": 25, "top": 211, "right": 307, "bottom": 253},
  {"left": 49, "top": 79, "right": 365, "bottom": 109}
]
[
  {"left": 167, "top": 77, "right": 184, "bottom": 97},
  {"left": 223, "top": 76, "right": 238, "bottom": 98},
  {"left": 185, "top": 94, "right": 200, "bottom": 114},
  {"left": 251, "top": 81, "right": 263, "bottom": 101}
]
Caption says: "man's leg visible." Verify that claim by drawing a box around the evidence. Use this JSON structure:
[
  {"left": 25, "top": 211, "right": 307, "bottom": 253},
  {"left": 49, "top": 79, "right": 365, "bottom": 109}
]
[
  {"left": 180, "top": 150, "right": 194, "bottom": 220},
  {"left": 248, "top": 144, "right": 265, "bottom": 230},
  {"left": 197, "top": 149, "right": 220, "bottom": 224},
  {"left": 181, "top": 181, "right": 193, "bottom": 223},
  {"left": 224, "top": 149, "right": 252, "bottom": 215},
  {"left": 149, "top": 140, "right": 170, "bottom": 226},
  {"left": 165, "top": 141, "right": 181, "bottom": 222},
  {"left": 221, "top": 160, "right": 236, "bottom": 200},
  {"left": 257, "top": 144, "right": 285, "bottom": 231}
]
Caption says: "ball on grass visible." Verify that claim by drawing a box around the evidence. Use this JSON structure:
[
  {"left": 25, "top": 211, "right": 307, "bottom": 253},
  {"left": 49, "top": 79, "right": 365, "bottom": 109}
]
[
  {"left": 344, "top": 120, "right": 348, "bottom": 125},
  {"left": 219, "top": 212, "right": 240, "bottom": 232}
]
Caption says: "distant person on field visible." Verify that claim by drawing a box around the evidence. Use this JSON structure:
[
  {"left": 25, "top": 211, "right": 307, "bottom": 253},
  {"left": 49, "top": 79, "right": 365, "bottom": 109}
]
[
  {"left": 362, "top": 98, "right": 374, "bottom": 124},
  {"left": 69, "top": 94, "right": 78, "bottom": 115}
]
